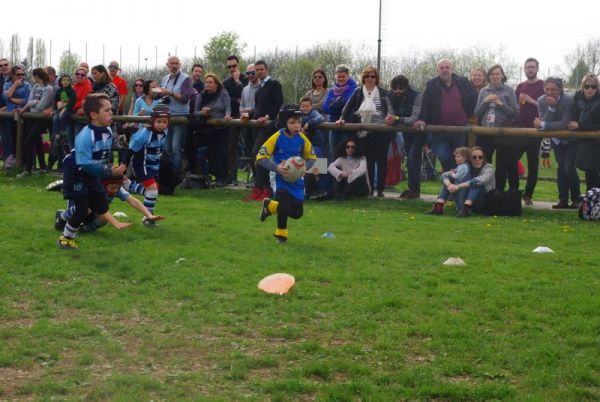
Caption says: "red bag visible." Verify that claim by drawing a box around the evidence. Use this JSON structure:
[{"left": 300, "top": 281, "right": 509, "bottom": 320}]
[{"left": 385, "top": 140, "right": 403, "bottom": 186}]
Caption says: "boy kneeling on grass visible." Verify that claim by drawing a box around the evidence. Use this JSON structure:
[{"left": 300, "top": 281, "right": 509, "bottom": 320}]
[
  {"left": 57, "top": 93, "right": 128, "bottom": 249},
  {"left": 257, "top": 104, "right": 316, "bottom": 243}
]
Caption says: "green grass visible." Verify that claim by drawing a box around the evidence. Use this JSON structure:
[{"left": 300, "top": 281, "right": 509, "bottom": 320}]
[{"left": 1, "top": 172, "right": 599, "bottom": 401}]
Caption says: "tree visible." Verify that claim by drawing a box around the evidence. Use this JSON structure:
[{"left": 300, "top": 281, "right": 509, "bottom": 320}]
[
  {"left": 0, "top": 39, "right": 5, "bottom": 60},
  {"left": 565, "top": 37, "right": 600, "bottom": 87},
  {"left": 59, "top": 51, "right": 80, "bottom": 76},
  {"left": 568, "top": 59, "right": 590, "bottom": 89},
  {"left": 203, "top": 31, "right": 246, "bottom": 78},
  {"left": 26, "top": 37, "right": 34, "bottom": 70},
  {"left": 9, "top": 34, "right": 20, "bottom": 65},
  {"left": 33, "top": 39, "right": 47, "bottom": 68}
]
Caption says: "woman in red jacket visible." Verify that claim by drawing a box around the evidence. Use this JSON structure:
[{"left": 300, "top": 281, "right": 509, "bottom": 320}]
[{"left": 70, "top": 66, "right": 92, "bottom": 146}]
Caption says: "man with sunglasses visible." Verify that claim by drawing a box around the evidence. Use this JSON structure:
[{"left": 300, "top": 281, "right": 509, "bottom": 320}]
[
  {"left": 240, "top": 64, "right": 261, "bottom": 178},
  {"left": 223, "top": 55, "right": 249, "bottom": 185},
  {"left": 515, "top": 58, "right": 545, "bottom": 206}
]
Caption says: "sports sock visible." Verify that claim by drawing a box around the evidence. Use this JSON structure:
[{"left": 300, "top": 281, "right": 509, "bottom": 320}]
[
  {"left": 130, "top": 181, "right": 146, "bottom": 196},
  {"left": 275, "top": 228, "right": 288, "bottom": 239},
  {"left": 61, "top": 205, "right": 76, "bottom": 221},
  {"left": 144, "top": 189, "right": 158, "bottom": 214},
  {"left": 82, "top": 217, "right": 107, "bottom": 232},
  {"left": 63, "top": 222, "right": 79, "bottom": 239},
  {"left": 268, "top": 199, "right": 278, "bottom": 214}
]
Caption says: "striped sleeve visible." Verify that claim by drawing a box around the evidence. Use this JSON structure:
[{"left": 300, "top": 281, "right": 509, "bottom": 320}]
[{"left": 299, "top": 133, "right": 317, "bottom": 160}]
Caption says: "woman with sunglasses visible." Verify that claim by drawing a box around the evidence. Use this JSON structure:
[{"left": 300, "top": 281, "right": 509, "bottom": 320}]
[
  {"left": 2, "top": 65, "right": 31, "bottom": 168},
  {"left": 16, "top": 68, "right": 54, "bottom": 176},
  {"left": 127, "top": 78, "right": 145, "bottom": 116},
  {"left": 327, "top": 137, "right": 370, "bottom": 200},
  {"left": 434, "top": 146, "right": 496, "bottom": 215},
  {"left": 304, "top": 69, "right": 328, "bottom": 117},
  {"left": 70, "top": 67, "right": 93, "bottom": 147},
  {"left": 569, "top": 74, "right": 600, "bottom": 191},
  {"left": 337, "top": 66, "right": 392, "bottom": 197}
]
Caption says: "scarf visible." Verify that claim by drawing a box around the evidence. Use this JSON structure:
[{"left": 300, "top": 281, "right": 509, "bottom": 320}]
[
  {"left": 357, "top": 86, "right": 379, "bottom": 137},
  {"left": 332, "top": 82, "right": 350, "bottom": 97},
  {"left": 199, "top": 89, "right": 219, "bottom": 108}
]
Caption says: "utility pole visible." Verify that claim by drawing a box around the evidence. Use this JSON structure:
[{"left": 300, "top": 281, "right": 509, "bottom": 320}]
[
  {"left": 49, "top": 39, "right": 52, "bottom": 66},
  {"left": 377, "top": 0, "right": 382, "bottom": 72},
  {"left": 155, "top": 45, "right": 158, "bottom": 70}
]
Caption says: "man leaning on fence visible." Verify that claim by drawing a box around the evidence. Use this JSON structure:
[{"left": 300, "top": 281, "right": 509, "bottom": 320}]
[
  {"left": 159, "top": 56, "right": 192, "bottom": 175},
  {"left": 413, "top": 59, "right": 477, "bottom": 171}
]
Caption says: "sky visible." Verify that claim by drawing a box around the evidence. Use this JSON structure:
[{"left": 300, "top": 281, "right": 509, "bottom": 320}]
[{"left": 1, "top": 0, "right": 598, "bottom": 76}]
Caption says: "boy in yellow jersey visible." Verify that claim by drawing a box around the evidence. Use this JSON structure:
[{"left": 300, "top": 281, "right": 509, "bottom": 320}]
[{"left": 257, "top": 104, "right": 317, "bottom": 243}]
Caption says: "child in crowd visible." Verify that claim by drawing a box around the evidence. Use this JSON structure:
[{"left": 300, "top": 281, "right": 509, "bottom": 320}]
[
  {"left": 48, "top": 74, "right": 76, "bottom": 171},
  {"left": 300, "top": 96, "right": 331, "bottom": 200},
  {"left": 55, "top": 177, "right": 164, "bottom": 233},
  {"left": 57, "top": 93, "right": 128, "bottom": 249},
  {"left": 123, "top": 105, "right": 171, "bottom": 226},
  {"left": 540, "top": 138, "right": 552, "bottom": 168},
  {"left": 258, "top": 104, "right": 316, "bottom": 243},
  {"left": 430, "top": 147, "right": 472, "bottom": 215}
]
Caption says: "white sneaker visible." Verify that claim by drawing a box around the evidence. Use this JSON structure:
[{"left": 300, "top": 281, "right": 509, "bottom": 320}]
[{"left": 16, "top": 170, "right": 31, "bottom": 178}]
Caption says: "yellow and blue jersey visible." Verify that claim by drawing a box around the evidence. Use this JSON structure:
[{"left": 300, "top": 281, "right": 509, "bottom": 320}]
[{"left": 257, "top": 129, "right": 316, "bottom": 200}]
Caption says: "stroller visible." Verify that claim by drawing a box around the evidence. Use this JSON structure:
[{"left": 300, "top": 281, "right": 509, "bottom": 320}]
[{"left": 420, "top": 144, "right": 438, "bottom": 181}]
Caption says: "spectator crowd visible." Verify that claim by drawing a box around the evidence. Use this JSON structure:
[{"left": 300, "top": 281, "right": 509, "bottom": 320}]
[{"left": 1, "top": 54, "right": 600, "bottom": 215}]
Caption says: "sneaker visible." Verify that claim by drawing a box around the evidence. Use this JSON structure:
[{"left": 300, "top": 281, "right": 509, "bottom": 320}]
[
  {"left": 273, "top": 234, "right": 287, "bottom": 244},
  {"left": 242, "top": 187, "right": 262, "bottom": 202},
  {"left": 57, "top": 235, "right": 77, "bottom": 249},
  {"left": 309, "top": 189, "right": 328, "bottom": 201},
  {"left": 54, "top": 210, "right": 66, "bottom": 231},
  {"left": 552, "top": 201, "right": 569, "bottom": 209},
  {"left": 142, "top": 217, "right": 158, "bottom": 227},
  {"left": 16, "top": 170, "right": 31, "bottom": 178},
  {"left": 260, "top": 198, "right": 272, "bottom": 222},
  {"left": 399, "top": 189, "right": 420, "bottom": 199},
  {"left": 426, "top": 202, "right": 444, "bottom": 215},
  {"left": 523, "top": 195, "right": 533, "bottom": 206},
  {"left": 259, "top": 188, "right": 273, "bottom": 201}
]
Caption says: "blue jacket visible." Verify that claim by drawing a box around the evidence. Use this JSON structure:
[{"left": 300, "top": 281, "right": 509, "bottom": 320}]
[{"left": 322, "top": 78, "right": 358, "bottom": 122}]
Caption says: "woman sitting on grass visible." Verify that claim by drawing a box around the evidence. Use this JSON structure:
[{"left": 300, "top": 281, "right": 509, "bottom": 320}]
[
  {"left": 429, "top": 146, "right": 496, "bottom": 216},
  {"left": 327, "top": 137, "right": 370, "bottom": 200}
]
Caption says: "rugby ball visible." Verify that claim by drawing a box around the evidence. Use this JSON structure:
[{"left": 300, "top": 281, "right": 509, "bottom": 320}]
[{"left": 282, "top": 156, "right": 306, "bottom": 183}]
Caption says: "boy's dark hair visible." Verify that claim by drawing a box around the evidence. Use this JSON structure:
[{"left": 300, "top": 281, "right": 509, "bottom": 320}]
[
  {"left": 299, "top": 96, "right": 311, "bottom": 104},
  {"left": 83, "top": 93, "right": 111, "bottom": 119},
  {"left": 255, "top": 60, "right": 268, "bottom": 70}
]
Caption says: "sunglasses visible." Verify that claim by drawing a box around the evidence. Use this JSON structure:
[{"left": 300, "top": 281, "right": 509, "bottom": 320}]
[
  {"left": 584, "top": 85, "right": 598, "bottom": 90},
  {"left": 75, "top": 72, "right": 86, "bottom": 77},
  {"left": 471, "top": 155, "right": 484, "bottom": 160},
  {"left": 365, "top": 74, "right": 377, "bottom": 79},
  {"left": 226, "top": 64, "right": 238, "bottom": 69},
  {"left": 345, "top": 145, "right": 356, "bottom": 149},
  {"left": 245, "top": 71, "right": 256, "bottom": 76},
  {"left": 0, "top": 63, "right": 8, "bottom": 67},
  {"left": 134, "top": 83, "right": 143, "bottom": 87}
]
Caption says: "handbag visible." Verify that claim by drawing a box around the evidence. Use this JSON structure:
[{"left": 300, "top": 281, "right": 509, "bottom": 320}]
[
  {"left": 484, "top": 190, "right": 523, "bottom": 216},
  {"left": 385, "top": 140, "right": 403, "bottom": 186}
]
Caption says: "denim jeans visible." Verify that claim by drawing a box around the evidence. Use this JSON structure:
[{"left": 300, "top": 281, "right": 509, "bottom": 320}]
[
  {"left": 53, "top": 110, "right": 72, "bottom": 136},
  {"left": 2, "top": 119, "right": 16, "bottom": 157},
  {"left": 165, "top": 122, "right": 186, "bottom": 172},
  {"left": 438, "top": 183, "right": 467, "bottom": 212},
  {"left": 403, "top": 132, "right": 427, "bottom": 192},
  {"left": 427, "top": 132, "right": 466, "bottom": 171},
  {"left": 552, "top": 141, "right": 580, "bottom": 203}
]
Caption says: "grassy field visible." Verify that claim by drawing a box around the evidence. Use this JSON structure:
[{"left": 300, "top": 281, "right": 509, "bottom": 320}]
[{"left": 1, "top": 172, "right": 599, "bottom": 401}]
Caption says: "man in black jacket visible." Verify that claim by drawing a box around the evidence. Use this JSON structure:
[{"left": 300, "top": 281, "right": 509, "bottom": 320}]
[
  {"left": 413, "top": 59, "right": 477, "bottom": 170},
  {"left": 223, "top": 55, "right": 248, "bottom": 185},
  {"left": 245, "top": 60, "right": 284, "bottom": 201}
]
